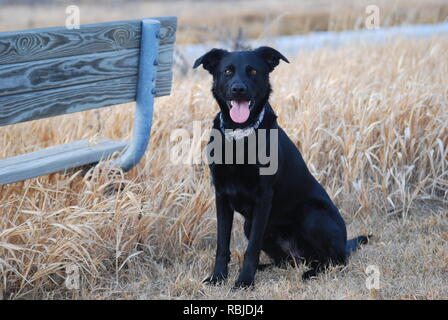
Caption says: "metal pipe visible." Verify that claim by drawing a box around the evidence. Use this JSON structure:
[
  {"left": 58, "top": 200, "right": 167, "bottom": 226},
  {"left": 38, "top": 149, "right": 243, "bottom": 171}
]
[{"left": 114, "top": 19, "right": 160, "bottom": 172}]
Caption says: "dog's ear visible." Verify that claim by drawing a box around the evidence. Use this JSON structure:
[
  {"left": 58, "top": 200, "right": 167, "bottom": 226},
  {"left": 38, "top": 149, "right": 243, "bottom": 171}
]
[
  {"left": 193, "top": 48, "right": 228, "bottom": 74},
  {"left": 254, "top": 46, "right": 289, "bottom": 72}
]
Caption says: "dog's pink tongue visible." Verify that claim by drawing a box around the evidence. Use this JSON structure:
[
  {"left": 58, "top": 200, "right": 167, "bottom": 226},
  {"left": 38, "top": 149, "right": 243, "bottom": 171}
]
[{"left": 229, "top": 100, "right": 250, "bottom": 123}]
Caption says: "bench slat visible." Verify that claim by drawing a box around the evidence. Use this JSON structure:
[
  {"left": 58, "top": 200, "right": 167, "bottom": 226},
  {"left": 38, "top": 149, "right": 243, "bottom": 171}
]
[
  {"left": 0, "top": 139, "right": 127, "bottom": 184},
  {"left": 0, "top": 49, "right": 139, "bottom": 97},
  {"left": 0, "top": 76, "right": 138, "bottom": 126},
  {"left": 0, "top": 43, "right": 174, "bottom": 100},
  {"left": 0, "top": 16, "right": 176, "bottom": 65}
]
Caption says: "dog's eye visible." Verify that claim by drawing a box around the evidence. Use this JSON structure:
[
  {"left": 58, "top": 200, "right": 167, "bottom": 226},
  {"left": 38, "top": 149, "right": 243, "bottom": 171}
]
[
  {"left": 225, "top": 69, "right": 233, "bottom": 76},
  {"left": 250, "top": 69, "right": 257, "bottom": 76}
]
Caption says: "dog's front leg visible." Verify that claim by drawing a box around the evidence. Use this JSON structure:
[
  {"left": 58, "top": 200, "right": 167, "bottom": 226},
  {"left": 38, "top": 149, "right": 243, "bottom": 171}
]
[
  {"left": 234, "top": 188, "right": 273, "bottom": 289},
  {"left": 204, "top": 192, "right": 234, "bottom": 285}
]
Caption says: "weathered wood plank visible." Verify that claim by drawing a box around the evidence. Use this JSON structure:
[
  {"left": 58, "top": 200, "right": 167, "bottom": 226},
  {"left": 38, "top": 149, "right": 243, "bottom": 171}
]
[
  {"left": 155, "top": 69, "right": 173, "bottom": 96},
  {"left": 0, "top": 67, "right": 172, "bottom": 127},
  {"left": 0, "top": 42, "right": 173, "bottom": 98},
  {"left": 0, "top": 16, "right": 177, "bottom": 65},
  {"left": 0, "top": 139, "right": 127, "bottom": 184},
  {"left": 0, "top": 76, "right": 138, "bottom": 126},
  {"left": 154, "top": 42, "right": 174, "bottom": 96},
  {"left": 0, "top": 49, "right": 139, "bottom": 97}
]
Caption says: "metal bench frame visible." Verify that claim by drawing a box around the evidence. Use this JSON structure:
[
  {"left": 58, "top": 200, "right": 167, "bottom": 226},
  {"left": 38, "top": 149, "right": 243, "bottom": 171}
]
[
  {"left": 0, "top": 17, "right": 177, "bottom": 184},
  {"left": 115, "top": 19, "right": 159, "bottom": 171}
]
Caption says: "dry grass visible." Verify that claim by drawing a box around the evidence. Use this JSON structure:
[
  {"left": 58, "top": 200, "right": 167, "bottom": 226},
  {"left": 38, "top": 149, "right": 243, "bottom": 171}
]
[
  {"left": 1, "top": 0, "right": 448, "bottom": 43},
  {"left": 1, "top": 34, "right": 448, "bottom": 299}
]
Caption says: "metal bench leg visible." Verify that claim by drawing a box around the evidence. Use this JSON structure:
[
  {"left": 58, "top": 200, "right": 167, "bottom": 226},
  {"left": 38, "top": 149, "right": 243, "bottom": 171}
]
[{"left": 113, "top": 19, "right": 160, "bottom": 172}]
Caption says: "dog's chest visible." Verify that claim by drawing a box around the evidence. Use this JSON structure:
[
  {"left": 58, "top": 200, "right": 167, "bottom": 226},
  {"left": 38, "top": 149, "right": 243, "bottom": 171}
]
[{"left": 211, "top": 164, "right": 260, "bottom": 217}]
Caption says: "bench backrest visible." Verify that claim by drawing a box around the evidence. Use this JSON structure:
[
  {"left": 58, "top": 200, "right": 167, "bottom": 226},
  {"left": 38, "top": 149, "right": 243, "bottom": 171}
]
[{"left": 0, "top": 16, "right": 177, "bottom": 126}]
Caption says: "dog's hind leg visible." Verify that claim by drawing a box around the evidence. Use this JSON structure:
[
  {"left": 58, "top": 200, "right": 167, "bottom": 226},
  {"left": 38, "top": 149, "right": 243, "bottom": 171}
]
[
  {"left": 244, "top": 220, "right": 292, "bottom": 270},
  {"left": 298, "top": 204, "right": 347, "bottom": 280},
  {"left": 261, "top": 241, "right": 296, "bottom": 270}
]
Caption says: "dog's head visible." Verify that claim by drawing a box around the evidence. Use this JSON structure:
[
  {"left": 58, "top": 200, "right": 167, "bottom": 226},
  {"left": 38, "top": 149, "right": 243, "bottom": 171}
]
[{"left": 193, "top": 47, "right": 289, "bottom": 127}]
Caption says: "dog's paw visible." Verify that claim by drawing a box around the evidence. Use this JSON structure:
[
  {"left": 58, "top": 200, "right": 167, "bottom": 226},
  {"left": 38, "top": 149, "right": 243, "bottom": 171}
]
[
  {"left": 232, "top": 276, "right": 255, "bottom": 290},
  {"left": 232, "top": 281, "right": 255, "bottom": 291},
  {"left": 203, "top": 274, "right": 227, "bottom": 285}
]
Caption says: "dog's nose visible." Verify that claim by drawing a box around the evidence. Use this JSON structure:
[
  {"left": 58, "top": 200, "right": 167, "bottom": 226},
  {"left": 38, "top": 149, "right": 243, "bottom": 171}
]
[{"left": 231, "top": 83, "right": 247, "bottom": 95}]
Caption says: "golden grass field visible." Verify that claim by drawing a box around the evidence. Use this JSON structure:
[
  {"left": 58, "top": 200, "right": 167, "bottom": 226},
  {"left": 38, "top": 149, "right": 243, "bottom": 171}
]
[
  {"left": 1, "top": 35, "right": 447, "bottom": 299},
  {"left": 0, "top": 1, "right": 447, "bottom": 300}
]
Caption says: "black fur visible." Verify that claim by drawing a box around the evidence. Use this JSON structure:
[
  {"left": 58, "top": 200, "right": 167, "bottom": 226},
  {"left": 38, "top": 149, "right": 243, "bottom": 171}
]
[{"left": 193, "top": 47, "right": 370, "bottom": 289}]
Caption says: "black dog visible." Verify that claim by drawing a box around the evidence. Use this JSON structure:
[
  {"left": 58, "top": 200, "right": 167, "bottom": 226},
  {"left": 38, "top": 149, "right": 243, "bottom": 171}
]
[{"left": 193, "top": 46, "right": 369, "bottom": 289}]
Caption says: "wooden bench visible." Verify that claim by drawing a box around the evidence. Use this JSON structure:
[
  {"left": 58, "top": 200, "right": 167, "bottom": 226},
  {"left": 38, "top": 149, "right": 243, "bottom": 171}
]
[{"left": 0, "top": 16, "right": 177, "bottom": 184}]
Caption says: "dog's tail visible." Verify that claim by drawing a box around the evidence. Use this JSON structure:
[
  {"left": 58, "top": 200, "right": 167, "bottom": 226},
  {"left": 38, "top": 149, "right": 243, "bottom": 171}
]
[{"left": 345, "top": 235, "right": 372, "bottom": 256}]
